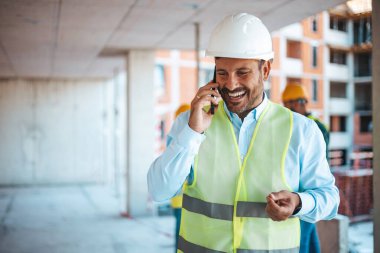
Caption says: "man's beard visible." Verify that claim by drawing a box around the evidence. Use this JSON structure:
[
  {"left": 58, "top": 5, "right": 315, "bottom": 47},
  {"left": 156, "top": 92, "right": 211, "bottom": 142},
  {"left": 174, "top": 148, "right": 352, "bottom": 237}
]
[{"left": 220, "top": 79, "right": 264, "bottom": 116}]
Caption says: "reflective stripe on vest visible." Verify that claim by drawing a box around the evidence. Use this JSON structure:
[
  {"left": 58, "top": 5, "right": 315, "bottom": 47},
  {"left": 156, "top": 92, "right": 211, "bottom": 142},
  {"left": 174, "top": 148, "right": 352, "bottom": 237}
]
[
  {"left": 179, "top": 235, "right": 299, "bottom": 253},
  {"left": 179, "top": 101, "right": 299, "bottom": 253},
  {"left": 183, "top": 194, "right": 274, "bottom": 219}
]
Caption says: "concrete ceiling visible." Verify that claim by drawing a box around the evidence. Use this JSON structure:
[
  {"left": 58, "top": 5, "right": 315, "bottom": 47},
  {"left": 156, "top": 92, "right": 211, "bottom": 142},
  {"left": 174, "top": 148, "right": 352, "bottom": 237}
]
[{"left": 0, "top": 0, "right": 346, "bottom": 79}]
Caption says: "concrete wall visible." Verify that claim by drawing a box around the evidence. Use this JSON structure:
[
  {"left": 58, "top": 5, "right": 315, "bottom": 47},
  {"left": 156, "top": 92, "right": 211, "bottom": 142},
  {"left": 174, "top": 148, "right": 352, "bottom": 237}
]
[{"left": 0, "top": 78, "right": 114, "bottom": 185}]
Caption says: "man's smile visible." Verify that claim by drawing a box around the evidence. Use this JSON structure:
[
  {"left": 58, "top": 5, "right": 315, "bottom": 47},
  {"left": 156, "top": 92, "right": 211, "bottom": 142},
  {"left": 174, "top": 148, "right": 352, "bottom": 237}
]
[{"left": 222, "top": 88, "right": 247, "bottom": 104}]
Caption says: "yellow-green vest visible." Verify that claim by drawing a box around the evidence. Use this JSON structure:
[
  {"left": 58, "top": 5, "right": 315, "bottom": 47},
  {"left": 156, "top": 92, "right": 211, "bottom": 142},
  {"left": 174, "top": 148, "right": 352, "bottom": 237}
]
[
  {"left": 171, "top": 185, "right": 185, "bottom": 209},
  {"left": 178, "top": 101, "right": 300, "bottom": 253}
]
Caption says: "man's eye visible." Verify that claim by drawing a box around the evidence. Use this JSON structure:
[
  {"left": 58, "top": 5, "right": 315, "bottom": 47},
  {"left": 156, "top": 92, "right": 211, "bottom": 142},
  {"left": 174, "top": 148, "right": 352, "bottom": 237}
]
[
  {"left": 217, "top": 72, "right": 227, "bottom": 77},
  {"left": 237, "top": 71, "right": 248, "bottom": 76}
]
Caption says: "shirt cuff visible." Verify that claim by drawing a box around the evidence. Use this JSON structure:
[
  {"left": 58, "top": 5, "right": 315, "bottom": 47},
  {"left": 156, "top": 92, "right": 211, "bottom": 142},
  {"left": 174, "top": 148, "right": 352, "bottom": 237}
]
[
  {"left": 294, "top": 192, "right": 316, "bottom": 216},
  {"left": 176, "top": 124, "right": 206, "bottom": 154}
]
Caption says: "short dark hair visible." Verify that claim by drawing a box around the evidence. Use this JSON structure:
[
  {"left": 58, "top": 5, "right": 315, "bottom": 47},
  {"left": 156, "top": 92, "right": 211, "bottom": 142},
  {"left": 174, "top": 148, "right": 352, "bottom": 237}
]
[{"left": 258, "top": 60, "right": 265, "bottom": 70}]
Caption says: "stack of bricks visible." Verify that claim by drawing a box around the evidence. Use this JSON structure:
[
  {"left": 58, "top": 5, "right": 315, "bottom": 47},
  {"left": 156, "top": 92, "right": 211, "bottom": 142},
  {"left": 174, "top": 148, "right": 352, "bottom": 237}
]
[{"left": 333, "top": 168, "right": 373, "bottom": 218}]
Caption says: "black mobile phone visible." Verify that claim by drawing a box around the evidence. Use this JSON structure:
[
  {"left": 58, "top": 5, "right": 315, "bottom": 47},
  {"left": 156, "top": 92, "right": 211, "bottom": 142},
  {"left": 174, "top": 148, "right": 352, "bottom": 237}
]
[{"left": 210, "top": 66, "right": 216, "bottom": 114}]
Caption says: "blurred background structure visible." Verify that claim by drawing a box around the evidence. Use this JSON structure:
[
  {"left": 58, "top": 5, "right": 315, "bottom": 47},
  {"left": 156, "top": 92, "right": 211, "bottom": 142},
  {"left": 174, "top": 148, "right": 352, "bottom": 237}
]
[{"left": 0, "top": 0, "right": 379, "bottom": 252}]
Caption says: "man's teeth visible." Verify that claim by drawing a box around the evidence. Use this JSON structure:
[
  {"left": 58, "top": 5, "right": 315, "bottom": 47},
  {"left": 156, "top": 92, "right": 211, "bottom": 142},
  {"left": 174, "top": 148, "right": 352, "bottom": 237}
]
[{"left": 228, "top": 91, "right": 246, "bottom": 97}]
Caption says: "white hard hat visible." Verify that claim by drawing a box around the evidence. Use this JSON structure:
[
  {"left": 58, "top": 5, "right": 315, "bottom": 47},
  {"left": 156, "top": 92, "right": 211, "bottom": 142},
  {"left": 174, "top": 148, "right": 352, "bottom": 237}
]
[{"left": 206, "top": 13, "right": 274, "bottom": 60}]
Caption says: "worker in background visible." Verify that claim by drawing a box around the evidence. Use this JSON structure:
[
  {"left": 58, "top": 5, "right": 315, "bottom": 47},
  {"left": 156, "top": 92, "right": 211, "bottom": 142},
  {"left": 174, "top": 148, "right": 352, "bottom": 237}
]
[
  {"left": 282, "top": 83, "right": 330, "bottom": 253},
  {"left": 282, "top": 83, "right": 329, "bottom": 158},
  {"left": 148, "top": 13, "right": 339, "bottom": 253},
  {"left": 170, "top": 104, "right": 191, "bottom": 251}
]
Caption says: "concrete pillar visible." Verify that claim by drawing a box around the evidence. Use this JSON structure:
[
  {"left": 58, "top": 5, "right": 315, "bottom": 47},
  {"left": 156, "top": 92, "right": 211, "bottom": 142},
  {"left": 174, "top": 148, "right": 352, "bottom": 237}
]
[
  {"left": 125, "top": 50, "right": 155, "bottom": 217},
  {"left": 372, "top": 0, "right": 380, "bottom": 252}
]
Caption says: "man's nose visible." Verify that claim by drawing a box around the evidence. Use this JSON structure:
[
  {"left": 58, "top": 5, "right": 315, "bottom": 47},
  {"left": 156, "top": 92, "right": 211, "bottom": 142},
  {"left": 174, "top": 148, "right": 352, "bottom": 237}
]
[{"left": 225, "top": 74, "right": 239, "bottom": 90}]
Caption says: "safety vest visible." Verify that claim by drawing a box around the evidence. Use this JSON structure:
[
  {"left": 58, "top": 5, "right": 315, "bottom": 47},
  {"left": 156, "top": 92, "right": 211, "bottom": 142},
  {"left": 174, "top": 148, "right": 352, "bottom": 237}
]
[
  {"left": 307, "top": 114, "right": 329, "bottom": 132},
  {"left": 171, "top": 194, "right": 183, "bottom": 209},
  {"left": 178, "top": 101, "right": 300, "bottom": 253},
  {"left": 171, "top": 185, "right": 185, "bottom": 209}
]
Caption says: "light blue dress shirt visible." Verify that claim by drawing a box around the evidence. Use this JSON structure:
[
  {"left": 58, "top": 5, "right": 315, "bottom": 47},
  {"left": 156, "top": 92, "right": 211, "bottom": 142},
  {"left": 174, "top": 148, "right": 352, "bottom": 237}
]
[{"left": 147, "top": 94, "right": 339, "bottom": 223}]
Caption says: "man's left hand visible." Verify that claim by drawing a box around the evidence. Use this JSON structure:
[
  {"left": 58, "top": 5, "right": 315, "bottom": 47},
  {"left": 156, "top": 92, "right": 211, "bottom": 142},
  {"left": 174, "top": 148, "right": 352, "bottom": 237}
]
[{"left": 265, "top": 190, "right": 301, "bottom": 221}]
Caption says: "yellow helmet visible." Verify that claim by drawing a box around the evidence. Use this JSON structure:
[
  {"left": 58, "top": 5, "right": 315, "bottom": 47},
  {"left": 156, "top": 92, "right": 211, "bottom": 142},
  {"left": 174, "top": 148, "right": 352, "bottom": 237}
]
[
  {"left": 175, "top": 104, "right": 191, "bottom": 118},
  {"left": 282, "top": 83, "right": 309, "bottom": 102}
]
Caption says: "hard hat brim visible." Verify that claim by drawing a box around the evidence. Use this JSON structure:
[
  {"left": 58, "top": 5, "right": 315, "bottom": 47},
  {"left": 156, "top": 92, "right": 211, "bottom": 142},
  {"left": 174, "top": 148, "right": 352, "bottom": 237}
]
[{"left": 205, "top": 50, "right": 274, "bottom": 61}]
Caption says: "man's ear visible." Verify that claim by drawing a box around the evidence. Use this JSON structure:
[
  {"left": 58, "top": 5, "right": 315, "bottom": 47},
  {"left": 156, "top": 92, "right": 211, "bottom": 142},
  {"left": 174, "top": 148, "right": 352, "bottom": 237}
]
[{"left": 262, "top": 60, "right": 272, "bottom": 81}]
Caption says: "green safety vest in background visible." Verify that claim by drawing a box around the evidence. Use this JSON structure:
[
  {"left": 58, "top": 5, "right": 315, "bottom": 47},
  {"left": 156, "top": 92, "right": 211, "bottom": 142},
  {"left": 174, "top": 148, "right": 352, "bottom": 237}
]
[
  {"left": 178, "top": 101, "right": 300, "bottom": 253},
  {"left": 307, "top": 114, "right": 329, "bottom": 159}
]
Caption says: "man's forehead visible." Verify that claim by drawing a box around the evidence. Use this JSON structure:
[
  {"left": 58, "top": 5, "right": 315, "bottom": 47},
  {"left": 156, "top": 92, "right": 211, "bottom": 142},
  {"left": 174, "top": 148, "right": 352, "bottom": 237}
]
[{"left": 215, "top": 58, "right": 259, "bottom": 69}]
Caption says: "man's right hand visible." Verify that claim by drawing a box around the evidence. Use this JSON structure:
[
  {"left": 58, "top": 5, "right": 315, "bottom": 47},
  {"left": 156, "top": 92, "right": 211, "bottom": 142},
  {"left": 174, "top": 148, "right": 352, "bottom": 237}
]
[
  {"left": 189, "top": 82, "right": 222, "bottom": 133},
  {"left": 265, "top": 190, "right": 301, "bottom": 221}
]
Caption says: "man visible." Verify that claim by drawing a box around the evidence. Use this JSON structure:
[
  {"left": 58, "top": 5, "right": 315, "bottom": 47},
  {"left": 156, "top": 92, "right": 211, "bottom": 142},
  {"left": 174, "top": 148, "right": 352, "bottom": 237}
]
[
  {"left": 148, "top": 13, "right": 339, "bottom": 253},
  {"left": 282, "top": 83, "right": 330, "bottom": 253}
]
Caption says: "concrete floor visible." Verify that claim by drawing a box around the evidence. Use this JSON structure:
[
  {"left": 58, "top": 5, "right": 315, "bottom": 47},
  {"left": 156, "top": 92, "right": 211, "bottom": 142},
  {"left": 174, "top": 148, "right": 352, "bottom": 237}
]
[
  {"left": 0, "top": 185, "right": 174, "bottom": 253},
  {"left": 0, "top": 185, "right": 374, "bottom": 253},
  {"left": 349, "top": 221, "right": 374, "bottom": 253}
]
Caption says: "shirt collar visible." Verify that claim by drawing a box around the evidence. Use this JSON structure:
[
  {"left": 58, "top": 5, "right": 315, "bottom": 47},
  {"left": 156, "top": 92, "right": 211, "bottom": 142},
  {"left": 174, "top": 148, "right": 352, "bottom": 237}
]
[{"left": 223, "top": 92, "right": 269, "bottom": 122}]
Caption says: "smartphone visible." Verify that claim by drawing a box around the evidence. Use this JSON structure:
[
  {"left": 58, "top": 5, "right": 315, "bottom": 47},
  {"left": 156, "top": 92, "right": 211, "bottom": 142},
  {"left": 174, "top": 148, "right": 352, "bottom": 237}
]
[{"left": 210, "top": 66, "right": 216, "bottom": 114}]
